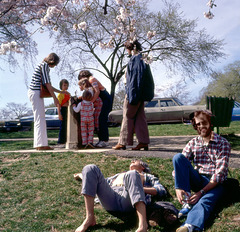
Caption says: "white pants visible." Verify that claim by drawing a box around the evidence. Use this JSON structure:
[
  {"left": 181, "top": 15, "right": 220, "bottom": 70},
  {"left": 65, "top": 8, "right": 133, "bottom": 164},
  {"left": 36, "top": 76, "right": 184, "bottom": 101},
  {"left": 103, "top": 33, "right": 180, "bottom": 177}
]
[{"left": 28, "top": 89, "right": 48, "bottom": 148}]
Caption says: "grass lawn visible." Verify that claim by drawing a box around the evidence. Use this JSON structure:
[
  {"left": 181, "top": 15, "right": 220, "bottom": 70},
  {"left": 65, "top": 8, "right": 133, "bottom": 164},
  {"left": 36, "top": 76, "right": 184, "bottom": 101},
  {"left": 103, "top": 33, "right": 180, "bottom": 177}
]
[
  {"left": 0, "top": 122, "right": 240, "bottom": 231},
  {"left": 1, "top": 121, "right": 240, "bottom": 151},
  {"left": 0, "top": 152, "right": 240, "bottom": 232}
]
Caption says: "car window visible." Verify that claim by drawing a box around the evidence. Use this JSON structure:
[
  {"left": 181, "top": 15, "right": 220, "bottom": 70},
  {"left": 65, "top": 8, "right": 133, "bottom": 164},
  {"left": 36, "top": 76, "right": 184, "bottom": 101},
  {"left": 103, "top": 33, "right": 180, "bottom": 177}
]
[
  {"left": 145, "top": 101, "right": 159, "bottom": 107},
  {"left": 166, "top": 100, "right": 177, "bottom": 106},
  {"left": 45, "top": 109, "right": 55, "bottom": 115},
  {"left": 160, "top": 100, "right": 177, "bottom": 107}
]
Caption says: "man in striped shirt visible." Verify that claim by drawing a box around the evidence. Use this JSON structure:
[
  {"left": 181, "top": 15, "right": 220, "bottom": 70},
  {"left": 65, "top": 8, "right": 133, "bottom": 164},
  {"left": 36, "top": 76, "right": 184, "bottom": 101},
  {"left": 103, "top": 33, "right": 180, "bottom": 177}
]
[{"left": 173, "top": 110, "right": 231, "bottom": 232}]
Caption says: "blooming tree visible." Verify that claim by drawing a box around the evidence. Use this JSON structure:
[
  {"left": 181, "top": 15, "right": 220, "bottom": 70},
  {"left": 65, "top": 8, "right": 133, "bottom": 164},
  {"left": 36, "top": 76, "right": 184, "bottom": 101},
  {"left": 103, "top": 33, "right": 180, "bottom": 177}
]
[{"left": 1, "top": 0, "right": 224, "bottom": 103}]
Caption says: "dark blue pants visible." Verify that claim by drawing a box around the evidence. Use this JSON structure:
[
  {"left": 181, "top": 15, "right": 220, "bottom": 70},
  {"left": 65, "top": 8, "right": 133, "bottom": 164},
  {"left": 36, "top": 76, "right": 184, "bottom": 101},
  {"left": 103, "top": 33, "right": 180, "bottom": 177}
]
[
  {"left": 98, "top": 90, "right": 112, "bottom": 141},
  {"left": 58, "top": 106, "right": 68, "bottom": 144}
]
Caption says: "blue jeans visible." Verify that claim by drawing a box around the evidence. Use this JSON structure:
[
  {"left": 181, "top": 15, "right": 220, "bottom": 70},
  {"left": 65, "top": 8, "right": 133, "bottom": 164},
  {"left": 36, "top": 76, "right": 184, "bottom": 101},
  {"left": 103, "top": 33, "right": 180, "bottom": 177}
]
[{"left": 173, "top": 153, "right": 224, "bottom": 230}]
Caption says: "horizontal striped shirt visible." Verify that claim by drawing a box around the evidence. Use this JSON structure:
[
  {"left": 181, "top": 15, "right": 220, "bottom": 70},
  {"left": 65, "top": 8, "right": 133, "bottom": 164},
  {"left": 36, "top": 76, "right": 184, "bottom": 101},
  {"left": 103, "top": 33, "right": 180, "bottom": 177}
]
[
  {"left": 29, "top": 62, "right": 51, "bottom": 90},
  {"left": 182, "top": 132, "right": 231, "bottom": 183}
]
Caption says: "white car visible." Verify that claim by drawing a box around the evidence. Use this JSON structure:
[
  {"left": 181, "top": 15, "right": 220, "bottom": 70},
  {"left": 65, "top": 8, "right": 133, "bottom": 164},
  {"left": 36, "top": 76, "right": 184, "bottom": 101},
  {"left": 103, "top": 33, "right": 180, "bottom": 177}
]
[{"left": 108, "top": 97, "right": 206, "bottom": 126}]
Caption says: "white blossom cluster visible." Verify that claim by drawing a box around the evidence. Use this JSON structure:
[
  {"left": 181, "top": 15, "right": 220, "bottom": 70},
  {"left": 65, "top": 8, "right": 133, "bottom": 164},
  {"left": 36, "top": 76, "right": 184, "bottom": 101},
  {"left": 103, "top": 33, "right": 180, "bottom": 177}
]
[
  {"left": 147, "top": 31, "right": 156, "bottom": 40},
  {"left": 41, "top": 6, "right": 60, "bottom": 25},
  {"left": 98, "top": 1, "right": 137, "bottom": 50},
  {"left": 204, "top": 0, "right": 216, "bottom": 19},
  {"left": 204, "top": 11, "right": 214, "bottom": 19},
  {"left": 0, "top": 41, "right": 20, "bottom": 55},
  {"left": 142, "top": 53, "right": 154, "bottom": 64},
  {"left": 73, "top": 21, "right": 87, "bottom": 31},
  {"left": 99, "top": 36, "right": 115, "bottom": 49}
]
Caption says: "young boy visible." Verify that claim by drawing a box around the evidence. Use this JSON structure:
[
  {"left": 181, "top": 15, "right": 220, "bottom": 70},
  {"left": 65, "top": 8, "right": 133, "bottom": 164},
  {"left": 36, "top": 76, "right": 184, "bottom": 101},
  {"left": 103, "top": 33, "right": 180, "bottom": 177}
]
[{"left": 57, "top": 79, "right": 70, "bottom": 145}]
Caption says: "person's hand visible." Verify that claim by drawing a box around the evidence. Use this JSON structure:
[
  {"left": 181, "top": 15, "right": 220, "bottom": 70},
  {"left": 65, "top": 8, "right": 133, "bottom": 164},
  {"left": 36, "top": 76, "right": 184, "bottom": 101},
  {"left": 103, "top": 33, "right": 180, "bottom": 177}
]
[
  {"left": 72, "top": 104, "right": 76, "bottom": 108},
  {"left": 59, "top": 114, "right": 63, "bottom": 121},
  {"left": 176, "top": 189, "right": 188, "bottom": 204},
  {"left": 188, "top": 192, "right": 201, "bottom": 205}
]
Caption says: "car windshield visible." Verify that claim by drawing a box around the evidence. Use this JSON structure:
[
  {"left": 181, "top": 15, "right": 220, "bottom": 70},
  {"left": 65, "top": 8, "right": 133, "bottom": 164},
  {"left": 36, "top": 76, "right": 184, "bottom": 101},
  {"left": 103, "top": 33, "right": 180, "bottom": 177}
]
[
  {"left": 45, "top": 109, "right": 56, "bottom": 115},
  {"left": 234, "top": 101, "right": 240, "bottom": 108},
  {"left": 173, "top": 98, "right": 183, "bottom": 106}
]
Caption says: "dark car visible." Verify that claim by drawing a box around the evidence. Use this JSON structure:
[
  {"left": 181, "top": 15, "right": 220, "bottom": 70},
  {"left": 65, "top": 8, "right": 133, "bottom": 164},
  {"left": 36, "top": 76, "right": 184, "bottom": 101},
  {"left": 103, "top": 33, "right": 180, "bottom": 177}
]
[
  {"left": 20, "top": 107, "right": 61, "bottom": 130},
  {"left": 231, "top": 101, "right": 240, "bottom": 121},
  {"left": 108, "top": 97, "right": 206, "bottom": 126},
  {"left": 0, "top": 120, "right": 21, "bottom": 132}
]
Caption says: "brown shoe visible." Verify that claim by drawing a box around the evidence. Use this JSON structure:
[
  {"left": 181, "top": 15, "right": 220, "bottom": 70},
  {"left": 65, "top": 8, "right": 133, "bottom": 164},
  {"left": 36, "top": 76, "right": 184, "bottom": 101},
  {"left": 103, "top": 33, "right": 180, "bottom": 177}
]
[
  {"left": 36, "top": 146, "right": 53, "bottom": 150},
  {"left": 112, "top": 144, "right": 126, "bottom": 150},
  {"left": 132, "top": 143, "right": 148, "bottom": 151}
]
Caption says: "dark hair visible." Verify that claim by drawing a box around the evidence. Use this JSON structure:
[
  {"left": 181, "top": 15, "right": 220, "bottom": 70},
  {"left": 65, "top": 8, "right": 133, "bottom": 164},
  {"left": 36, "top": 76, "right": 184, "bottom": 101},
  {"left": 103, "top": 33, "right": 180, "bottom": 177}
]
[
  {"left": 124, "top": 39, "right": 142, "bottom": 52},
  {"left": 131, "top": 159, "right": 151, "bottom": 173},
  {"left": 78, "top": 70, "right": 93, "bottom": 80},
  {"left": 78, "top": 78, "right": 92, "bottom": 88},
  {"left": 82, "top": 89, "right": 93, "bottom": 101},
  {"left": 44, "top": 53, "right": 60, "bottom": 66},
  {"left": 59, "top": 79, "right": 69, "bottom": 90},
  {"left": 191, "top": 110, "right": 215, "bottom": 130}
]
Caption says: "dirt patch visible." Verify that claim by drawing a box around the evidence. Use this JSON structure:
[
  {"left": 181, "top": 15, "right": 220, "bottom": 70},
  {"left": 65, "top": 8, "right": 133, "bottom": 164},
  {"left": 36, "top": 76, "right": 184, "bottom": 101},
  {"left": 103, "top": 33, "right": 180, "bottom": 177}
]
[{"left": 2, "top": 153, "right": 30, "bottom": 165}]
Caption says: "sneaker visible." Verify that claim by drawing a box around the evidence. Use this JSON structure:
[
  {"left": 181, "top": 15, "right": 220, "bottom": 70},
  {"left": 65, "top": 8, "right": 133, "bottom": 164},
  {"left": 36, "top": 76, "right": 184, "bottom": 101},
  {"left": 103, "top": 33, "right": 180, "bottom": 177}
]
[
  {"left": 176, "top": 224, "right": 194, "bottom": 232},
  {"left": 178, "top": 203, "right": 192, "bottom": 219},
  {"left": 95, "top": 141, "right": 108, "bottom": 148}
]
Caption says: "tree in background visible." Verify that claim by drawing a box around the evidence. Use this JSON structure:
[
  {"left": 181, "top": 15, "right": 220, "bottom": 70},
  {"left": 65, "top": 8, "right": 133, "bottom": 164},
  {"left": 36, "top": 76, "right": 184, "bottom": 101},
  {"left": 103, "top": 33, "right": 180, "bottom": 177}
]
[
  {"left": 198, "top": 61, "right": 240, "bottom": 103},
  {"left": 49, "top": 0, "right": 224, "bottom": 103},
  {"left": 0, "top": 102, "right": 31, "bottom": 120},
  {"left": 1, "top": 0, "right": 224, "bottom": 104}
]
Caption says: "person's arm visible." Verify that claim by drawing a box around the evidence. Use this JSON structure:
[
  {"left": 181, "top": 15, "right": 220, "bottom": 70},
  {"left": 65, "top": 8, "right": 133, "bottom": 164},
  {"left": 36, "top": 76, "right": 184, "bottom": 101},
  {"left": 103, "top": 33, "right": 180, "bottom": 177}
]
[
  {"left": 57, "top": 104, "right": 62, "bottom": 121},
  {"left": 45, "top": 83, "right": 59, "bottom": 107},
  {"left": 89, "top": 78, "right": 100, "bottom": 102},
  {"left": 143, "top": 173, "right": 167, "bottom": 197},
  {"left": 73, "top": 102, "right": 82, "bottom": 113},
  {"left": 188, "top": 181, "right": 218, "bottom": 205}
]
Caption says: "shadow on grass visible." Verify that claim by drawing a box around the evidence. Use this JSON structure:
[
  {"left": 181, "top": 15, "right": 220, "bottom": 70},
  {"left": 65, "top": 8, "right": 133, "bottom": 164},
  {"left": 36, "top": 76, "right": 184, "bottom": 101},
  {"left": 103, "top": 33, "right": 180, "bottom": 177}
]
[{"left": 222, "top": 133, "right": 240, "bottom": 151}]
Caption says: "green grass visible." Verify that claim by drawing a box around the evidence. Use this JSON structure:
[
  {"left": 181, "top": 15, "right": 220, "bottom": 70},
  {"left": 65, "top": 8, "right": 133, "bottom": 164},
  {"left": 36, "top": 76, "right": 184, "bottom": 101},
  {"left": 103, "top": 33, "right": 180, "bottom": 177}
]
[
  {"left": 1, "top": 121, "right": 240, "bottom": 151},
  {"left": 0, "top": 153, "right": 240, "bottom": 232}
]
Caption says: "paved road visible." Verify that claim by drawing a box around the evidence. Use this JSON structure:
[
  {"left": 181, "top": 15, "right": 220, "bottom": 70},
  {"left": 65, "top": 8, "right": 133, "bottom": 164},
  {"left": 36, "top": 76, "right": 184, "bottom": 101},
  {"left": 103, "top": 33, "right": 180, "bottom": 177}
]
[{"left": 1, "top": 136, "right": 240, "bottom": 168}]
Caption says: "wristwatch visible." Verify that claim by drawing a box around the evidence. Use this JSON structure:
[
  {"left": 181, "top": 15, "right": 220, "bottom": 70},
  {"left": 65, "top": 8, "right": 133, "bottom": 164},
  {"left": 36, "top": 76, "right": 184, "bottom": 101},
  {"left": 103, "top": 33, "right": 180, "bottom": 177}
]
[{"left": 200, "top": 189, "right": 206, "bottom": 196}]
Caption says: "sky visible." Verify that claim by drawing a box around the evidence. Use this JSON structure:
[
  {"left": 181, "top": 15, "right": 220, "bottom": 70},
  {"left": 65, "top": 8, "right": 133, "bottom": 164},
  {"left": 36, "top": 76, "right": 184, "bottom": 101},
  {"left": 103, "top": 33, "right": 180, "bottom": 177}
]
[{"left": 0, "top": 0, "right": 240, "bottom": 112}]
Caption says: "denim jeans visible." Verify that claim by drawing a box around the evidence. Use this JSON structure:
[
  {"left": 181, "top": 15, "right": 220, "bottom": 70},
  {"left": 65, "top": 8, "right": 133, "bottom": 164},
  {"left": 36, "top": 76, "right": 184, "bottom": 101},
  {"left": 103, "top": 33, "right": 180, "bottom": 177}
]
[{"left": 173, "top": 153, "right": 224, "bottom": 230}]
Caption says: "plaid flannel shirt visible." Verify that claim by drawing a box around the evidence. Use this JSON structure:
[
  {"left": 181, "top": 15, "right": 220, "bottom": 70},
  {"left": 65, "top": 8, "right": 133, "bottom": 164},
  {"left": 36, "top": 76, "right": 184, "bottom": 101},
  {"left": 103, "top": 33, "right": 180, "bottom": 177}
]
[{"left": 182, "top": 132, "right": 231, "bottom": 183}]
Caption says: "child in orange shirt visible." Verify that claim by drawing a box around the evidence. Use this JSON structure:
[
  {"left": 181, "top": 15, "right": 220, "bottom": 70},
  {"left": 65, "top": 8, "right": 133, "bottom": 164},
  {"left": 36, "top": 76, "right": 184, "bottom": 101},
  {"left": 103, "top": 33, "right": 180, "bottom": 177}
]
[{"left": 57, "top": 79, "right": 70, "bottom": 145}]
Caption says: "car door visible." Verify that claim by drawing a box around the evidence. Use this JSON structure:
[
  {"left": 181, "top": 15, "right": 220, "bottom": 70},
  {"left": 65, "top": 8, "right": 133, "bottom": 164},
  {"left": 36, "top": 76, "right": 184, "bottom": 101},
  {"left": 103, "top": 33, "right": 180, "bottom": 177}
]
[
  {"left": 144, "top": 100, "right": 161, "bottom": 123},
  {"left": 158, "top": 99, "right": 183, "bottom": 123}
]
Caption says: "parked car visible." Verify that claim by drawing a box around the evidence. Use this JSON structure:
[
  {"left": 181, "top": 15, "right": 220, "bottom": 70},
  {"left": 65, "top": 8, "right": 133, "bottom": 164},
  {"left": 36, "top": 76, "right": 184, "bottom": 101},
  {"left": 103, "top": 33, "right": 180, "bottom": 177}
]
[
  {"left": 231, "top": 101, "right": 240, "bottom": 121},
  {"left": 20, "top": 107, "right": 61, "bottom": 130},
  {"left": 108, "top": 97, "right": 206, "bottom": 126},
  {"left": 0, "top": 120, "right": 21, "bottom": 132}
]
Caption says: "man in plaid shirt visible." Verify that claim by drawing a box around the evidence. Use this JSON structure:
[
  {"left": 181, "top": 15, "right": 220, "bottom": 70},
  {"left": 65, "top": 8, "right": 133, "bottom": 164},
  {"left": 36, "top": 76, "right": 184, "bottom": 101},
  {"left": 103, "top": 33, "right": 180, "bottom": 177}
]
[{"left": 173, "top": 110, "right": 231, "bottom": 232}]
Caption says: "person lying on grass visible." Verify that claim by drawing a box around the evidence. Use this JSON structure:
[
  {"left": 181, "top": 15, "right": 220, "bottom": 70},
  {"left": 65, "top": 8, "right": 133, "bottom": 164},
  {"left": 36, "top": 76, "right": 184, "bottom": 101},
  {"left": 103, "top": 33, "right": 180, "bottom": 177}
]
[{"left": 74, "top": 159, "right": 168, "bottom": 232}]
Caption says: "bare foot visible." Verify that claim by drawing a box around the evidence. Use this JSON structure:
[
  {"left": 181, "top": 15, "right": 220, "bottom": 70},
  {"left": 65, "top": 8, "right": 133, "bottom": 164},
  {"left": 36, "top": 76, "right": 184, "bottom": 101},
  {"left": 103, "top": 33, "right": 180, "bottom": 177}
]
[
  {"left": 74, "top": 173, "right": 83, "bottom": 181},
  {"left": 135, "top": 223, "right": 148, "bottom": 232},
  {"left": 75, "top": 217, "right": 96, "bottom": 232}
]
